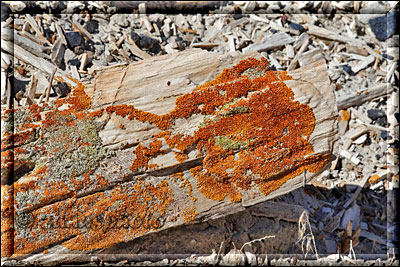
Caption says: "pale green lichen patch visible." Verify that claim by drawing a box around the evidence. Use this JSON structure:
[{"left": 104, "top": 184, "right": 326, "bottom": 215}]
[
  {"left": 13, "top": 109, "right": 113, "bottom": 211},
  {"left": 221, "top": 106, "right": 249, "bottom": 117},
  {"left": 214, "top": 136, "right": 249, "bottom": 150},
  {"left": 44, "top": 118, "right": 110, "bottom": 181}
]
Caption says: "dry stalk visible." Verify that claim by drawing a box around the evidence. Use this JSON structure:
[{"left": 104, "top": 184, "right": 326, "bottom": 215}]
[
  {"left": 348, "top": 239, "right": 357, "bottom": 260},
  {"left": 240, "top": 235, "right": 275, "bottom": 252},
  {"left": 297, "top": 210, "right": 319, "bottom": 259}
]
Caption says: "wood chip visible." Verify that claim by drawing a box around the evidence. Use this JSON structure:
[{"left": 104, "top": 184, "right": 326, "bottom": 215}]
[
  {"left": 337, "top": 84, "right": 392, "bottom": 110},
  {"left": 351, "top": 55, "right": 375, "bottom": 74},
  {"left": 324, "top": 210, "right": 345, "bottom": 233},
  {"left": 72, "top": 21, "right": 93, "bottom": 41},
  {"left": 70, "top": 65, "right": 80, "bottom": 80},
  {"left": 55, "top": 22, "right": 68, "bottom": 45},
  {"left": 360, "top": 230, "right": 388, "bottom": 245},
  {"left": 338, "top": 109, "right": 351, "bottom": 135},
  {"left": 343, "top": 170, "right": 371, "bottom": 208},
  {"left": 191, "top": 42, "right": 219, "bottom": 49},
  {"left": 349, "top": 107, "right": 372, "bottom": 124},
  {"left": 286, "top": 44, "right": 294, "bottom": 58},
  {"left": 228, "top": 35, "right": 236, "bottom": 52},
  {"left": 6, "top": 76, "right": 12, "bottom": 109},
  {"left": 25, "top": 74, "right": 38, "bottom": 106},
  {"left": 287, "top": 37, "right": 309, "bottom": 71},
  {"left": 164, "top": 43, "right": 178, "bottom": 54},
  {"left": 51, "top": 39, "right": 66, "bottom": 67},
  {"left": 243, "top": 32, "right": 295, "bottom": 54},
  {"left": 1, "top": 40, "right": 76, "bottom": 87},
  {"left": 123, "top": 31, "right": 151, "bottom": 59},
  {"left": 306, "top": 23, "right": 364, "bottom": 47},
  {"left": 142, "top": 16, "right": 154, "bottom": 32},
  {"left": 25, "top": 14, "right": 49, "bottom": 44}
]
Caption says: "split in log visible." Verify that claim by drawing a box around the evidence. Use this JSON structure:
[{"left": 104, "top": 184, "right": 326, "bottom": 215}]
[{"left": 1, "top": 48, "right": 337, "bottom": 258}]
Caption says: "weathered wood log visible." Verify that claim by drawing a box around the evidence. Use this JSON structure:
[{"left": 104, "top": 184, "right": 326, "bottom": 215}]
[{"left": 1, "top": 48, "right": 337, "bottom": 259}]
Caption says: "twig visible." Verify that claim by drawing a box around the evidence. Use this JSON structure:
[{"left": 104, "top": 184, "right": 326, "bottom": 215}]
[
  {"left": 287, "top": 38, "right": 309, "bottom": 71},
  {"left": 348, "top": 240, "right": 357, "bottom": 260},
  {"left": 6, "top": 77, "right": 12, "bottom": 109},
  {"left": 39, "top": 68, "right": 56, "bottom": 103},
  {"left": 25, "top": 74, "right": 38, "bottom": 106},
  {"left": 298, "top": 211, "right": 319, "bottom": 259},
  {"left": 240, "top": 235, "right": 275, "bottom": 252},
  {"left": 343, "top": 171, "right": 371, "bottom": 208},
  {"left": 46, "top": 68, "right": 57, "bottom": 102},
  {"left": 72, "top": 21, "right": 93, "bottom": 41}
]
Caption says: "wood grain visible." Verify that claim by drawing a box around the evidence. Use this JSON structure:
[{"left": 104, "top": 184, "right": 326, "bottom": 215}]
[{"left": 1, "top": 48, "right": 337, "bottom": 259}]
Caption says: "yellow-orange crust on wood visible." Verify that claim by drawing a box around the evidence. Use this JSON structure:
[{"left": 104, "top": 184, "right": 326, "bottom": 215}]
[
  {"left": 105, "top": 57, "right": 327, "bottom": 203},
  {"left": 1, "top": 57, "right": 329, "bottom": 257}
]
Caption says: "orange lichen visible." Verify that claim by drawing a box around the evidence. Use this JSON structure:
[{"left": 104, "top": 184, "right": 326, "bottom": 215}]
[
  {"left": 172, "top": 172, "right": 184, "bottom": 182},
  {"left": 3, "top": 56, "right": 330, "bottom": 257},
  {"left": 341, "top": 109, "right": 351, "bottom": 122},
  {"left": 152, "top": 57, "right": 327, "bottom": 202},
  {"left": 1, "top": 185, "right": 14, "bottom": 257},
  {"left": 181, "top": 207, "right": 198, "bottom": 223},
  {"left": 12, "top": 179, "right": 173, "bottom": 254},
  {"left": 368, "top": 174, "right": 381, "bottom": 184},
  {"left": 130, "top": 138, "right": 163, "bottom": 173}
]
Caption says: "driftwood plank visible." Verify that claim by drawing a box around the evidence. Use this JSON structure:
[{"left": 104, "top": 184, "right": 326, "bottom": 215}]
[
  {"left": 1, "top": 40, "right": 76, "bottom": 87},
  {"left": 242, "top": 32, "right": 295, "bottom": 54},
  {"left": 1, "top": 48, "right": 337, "bottom": 258}
]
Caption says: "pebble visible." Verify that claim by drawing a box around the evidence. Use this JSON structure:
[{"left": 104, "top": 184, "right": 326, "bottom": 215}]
[
  {"left": 288, "top": 21, "right": 305, "bottom": 32},
  {"left": 380, "top": 131, "right": 391, "bottom": 141},
  {"left": 368, "top": 12, "right": 397, "bottom": 41},
  {"left": 86, "top": 20, "right": 99, "bottom": 33},
  {"left": 342, "top": 65, "right": 354, "bottom": 76},
  {"left": 65, "top": 31, "right": 83, "bottom": 47},
  {"left": 367, "top": 109, "right": 386, "bottom": 121},
  {"left": 110, "top": 14, "right": 130, "bottom": 28}
]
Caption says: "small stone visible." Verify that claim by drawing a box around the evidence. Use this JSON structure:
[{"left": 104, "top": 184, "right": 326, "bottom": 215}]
[
  {"left": 86, "top": 20, "right": 99, "bottom": 33},
  {"left": 367, "top": 109, "right": 386, "bottom": 121},
  {"left": 54, "top": 82, "right": 70, "bottom": 98},
  {"left": 288, "top": 21, "right": 305, "bottom": 32},
  {"left": 380, "top": 131, "right": 391, "bottom": 140},
  {"left": 74, "top": 46, "right": 84, "bottom": 55},
  {"left": 342, "top": 65, "right": 354, "bottom": 76},
  {"left": 368, "top": 12, "right": 397, "bottom": 41},
  {"left": 110, "top": 14, "right": 130, "bottom": 28},
  {"left": 394, "top": 112, "right": 399, "bottom": 123},
  {"left": 376, "top": 117, "right": 388, "bottom": 127},
  {"left": 65, "top": 31, "right": 84, "bottom": 47},
  {"left": 233, "top": 14, "right": 243, "bottom": 20}
]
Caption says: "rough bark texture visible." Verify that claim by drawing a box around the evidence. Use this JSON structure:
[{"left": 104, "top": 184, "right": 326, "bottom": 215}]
[{"left": 1, "top": 48, "right": 337, "bottom": 259}]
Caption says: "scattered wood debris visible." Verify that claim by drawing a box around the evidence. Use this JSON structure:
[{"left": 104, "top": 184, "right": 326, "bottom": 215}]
[{"left": 1, "top": 1, "right": 398, "bottom": 265}]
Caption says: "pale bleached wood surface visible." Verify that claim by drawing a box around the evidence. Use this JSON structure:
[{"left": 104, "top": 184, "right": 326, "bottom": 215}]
[{"left": 4, "top": 48, "right": 337, "bottom": 259}]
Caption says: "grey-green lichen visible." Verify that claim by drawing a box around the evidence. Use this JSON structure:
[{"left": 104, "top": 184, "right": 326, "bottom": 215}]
[
  {"left": 42, "top": 117, "right": 111, "bottom": 182},
  {"left": 214, "top": 136, "right": 250, "bottom": 150},
  {"left": 221, "top": 106, "right": 249, "bottom": 117}
]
